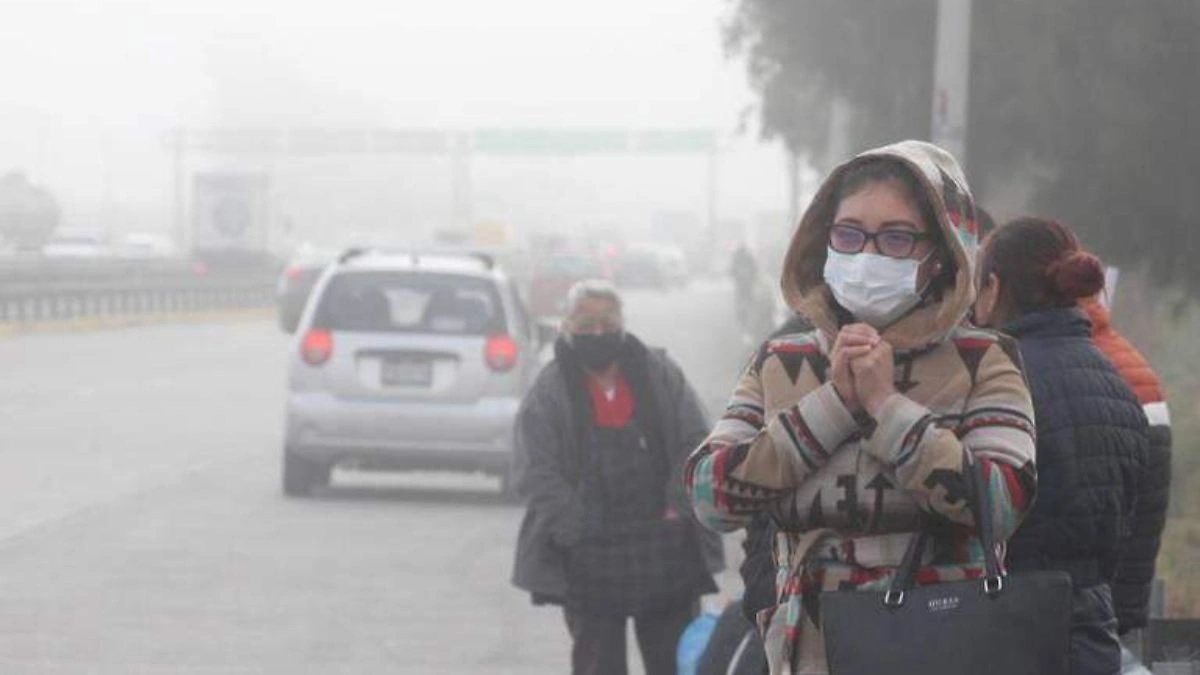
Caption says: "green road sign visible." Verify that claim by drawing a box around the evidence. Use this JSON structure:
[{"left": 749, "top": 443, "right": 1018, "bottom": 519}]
[
  {"left": 471, "top": 129, "right": 715, "bottom": 155},
  {"left": 472, "top": 129, "right": 630, "bottom": 155},
  {"left": 631, "top": 130, "right": 717, "bottom": 154},
  {"left": 183, "top": 128, "right": 716, "bottom": 156}
]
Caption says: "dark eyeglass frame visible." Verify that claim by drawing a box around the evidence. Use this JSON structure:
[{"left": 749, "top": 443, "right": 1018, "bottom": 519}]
[{"left": 828, "top": 223, "right": 930, "bottom": 259}]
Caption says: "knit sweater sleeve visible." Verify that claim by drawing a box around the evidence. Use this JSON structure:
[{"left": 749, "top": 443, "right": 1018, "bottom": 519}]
[
  {"left": 859, "top": 335, "right": 1037, "bottom": 539},
  {"left": 685, "top": 344, "right": 859, "bottom": 533}
]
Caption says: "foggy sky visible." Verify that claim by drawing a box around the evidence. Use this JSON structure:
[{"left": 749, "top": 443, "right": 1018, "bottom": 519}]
[{"left": 0, "top": 0, "right": 787, "bottom": 244}]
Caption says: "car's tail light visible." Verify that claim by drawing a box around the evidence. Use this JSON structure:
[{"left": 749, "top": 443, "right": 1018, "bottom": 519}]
[
  {"left": 301, "top": 329, "right": 333, "bottom": 366},
  {"left": 485, "top": 333, "right": 519, "bottom": 372},
  {"left": 284, "top": 266, "right": 304, "bottom": 280}
]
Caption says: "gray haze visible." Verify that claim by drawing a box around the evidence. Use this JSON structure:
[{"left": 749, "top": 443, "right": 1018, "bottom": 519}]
[
  {"left": 0, "top": 1, "right": 1194, "bottom": 672},
  {"left": 0, "top": 3, "right": 792, "bottom": 672},
  {"left": 0, "top": 0, "right": 787, "bottom": 245}
]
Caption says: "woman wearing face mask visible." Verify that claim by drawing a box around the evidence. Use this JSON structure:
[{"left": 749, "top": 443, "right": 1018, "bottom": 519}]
[
  {"left": 974, "top": 217, "right": 1148, "bottom": 675},
  {"left": 685, "top": 140, "right": 1037, "bottom": 674},
  {"left": 512, "top": 281, "right": 724, "bottom": 675}
]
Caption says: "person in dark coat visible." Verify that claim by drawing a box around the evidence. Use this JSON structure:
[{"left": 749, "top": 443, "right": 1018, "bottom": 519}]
[
  {"left": 1080, "top": 296, "right": 1172, "bottom": 639},
  {"left": 973, "top": 217, "right": 1150, "bottom": 675},
  {"left": 510, "top": 279, "right": 724, "bottom": 675}
]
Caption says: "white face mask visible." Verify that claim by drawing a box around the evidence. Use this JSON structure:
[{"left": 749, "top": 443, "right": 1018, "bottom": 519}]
[{"left": 823, "top": 249, "right": 931, "bottom": 328}]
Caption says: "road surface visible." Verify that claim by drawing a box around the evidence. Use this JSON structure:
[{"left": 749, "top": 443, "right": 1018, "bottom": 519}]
[{"left": 0, "top": 280, "right": 753, "bottom": 674}]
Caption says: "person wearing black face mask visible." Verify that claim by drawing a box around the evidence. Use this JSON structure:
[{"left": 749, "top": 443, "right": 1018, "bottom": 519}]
[
  {"left": 571, "top": 330, "right": 624, "bottom": 371},
  {"left": 510, "top": 279, "right": 724, "bottom": 675}
]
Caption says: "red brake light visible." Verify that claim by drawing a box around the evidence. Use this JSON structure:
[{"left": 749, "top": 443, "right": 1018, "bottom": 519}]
[
  {"left": 285, "top": 266, "right": 304, "bottom": 280},
  {"left": 485, "top": 334, "right": 519, "bottom": 372},
  {"left": 301, "top": 329, "right": 333, "bottom": 366}
]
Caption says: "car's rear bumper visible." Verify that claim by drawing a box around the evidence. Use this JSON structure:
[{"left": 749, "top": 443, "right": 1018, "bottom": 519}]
[
  {"left": 285, "top": 392, "right": 518, "bottom": 473},
  {"left": 289, "top": 445, "right": 512, "bottom": 474}
]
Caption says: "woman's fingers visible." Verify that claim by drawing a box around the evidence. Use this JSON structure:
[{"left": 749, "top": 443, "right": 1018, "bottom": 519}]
[
  {"left": 835, "top": 324, "right": 881, "bottom": 350},
  {"left": 843, "top": 323, "right": 880, "bottom": 339},
  {"left": 835, "top": 344, "right": 874, "bottom": 361},
  {"left": 846, "top": 322, "right": 879, "bottom": 332},
  {"left": 830, "top": 323, "right": 882, "bottom": 414}
]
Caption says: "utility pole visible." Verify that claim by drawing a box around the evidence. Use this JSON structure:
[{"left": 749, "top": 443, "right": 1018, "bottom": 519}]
[
  {"left": 706, "top": 145, "right": 719, "bottom": 241},
  {"left": 172, "top": 127, "right": 187, "bottom": 253},
  {"left": 824, "top": 95, "right": 853, "bottom": 172},
  {"left": 931, "top": 0, "right": 972, "bottom": 162}
]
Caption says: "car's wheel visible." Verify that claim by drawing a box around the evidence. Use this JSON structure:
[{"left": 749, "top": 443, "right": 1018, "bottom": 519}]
[{"left": 282, "top": 450, "right": 331, "bottom": 497}]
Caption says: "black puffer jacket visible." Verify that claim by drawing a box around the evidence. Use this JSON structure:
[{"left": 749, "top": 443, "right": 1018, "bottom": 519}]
[
  {"left": 1083, "top": 297, "right": 1173, "bottom": 633},
  {"left": 1004, "top": 309, "right": 1149, "bottom": 585},
  {"left": 1004, "top": 309, "right": 1149, "bottom": 675},
  {"left": 1112, "top": 419, "right": 1171, "bottom": 633}
]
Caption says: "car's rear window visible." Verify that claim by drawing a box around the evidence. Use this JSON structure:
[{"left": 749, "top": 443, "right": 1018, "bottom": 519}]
[
  {"left": 620, "top": 250, "right": 659, "bottom": 268},
  {"left": 314, "top": 271, "right": 505, "bottom": 335},
  {"left": 537, "top": 255, "right": 603, "bottom": 278}
]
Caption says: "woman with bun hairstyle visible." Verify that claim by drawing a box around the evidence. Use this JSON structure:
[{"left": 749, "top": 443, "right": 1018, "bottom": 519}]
[{"left": 973, "top": 217, "right": 1149, "bottom": 675}]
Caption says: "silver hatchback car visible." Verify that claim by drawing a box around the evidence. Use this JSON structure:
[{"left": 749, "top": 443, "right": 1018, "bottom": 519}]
[{"left": 282, "top": 248, "right": 549, "bottom": 496}]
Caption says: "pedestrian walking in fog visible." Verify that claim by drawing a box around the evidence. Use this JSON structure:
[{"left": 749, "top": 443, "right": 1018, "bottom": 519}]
[{"left": 511, "top": 279, "right": 724, "bottom": 675}]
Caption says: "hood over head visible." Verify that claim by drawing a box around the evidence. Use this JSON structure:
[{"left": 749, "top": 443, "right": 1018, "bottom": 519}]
[{"left": 781, "top": 140, "right": 981, "bottom": 351}]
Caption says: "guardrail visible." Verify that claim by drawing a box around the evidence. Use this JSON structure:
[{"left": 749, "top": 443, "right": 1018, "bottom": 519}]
[
  {"left": 0, "top": 257, "right": 278, "bottom": 325},
  {"left": 0, "top": 278, "right": 275, "bottom": 324}
]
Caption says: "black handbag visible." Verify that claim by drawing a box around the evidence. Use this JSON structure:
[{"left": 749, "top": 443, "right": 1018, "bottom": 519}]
[{"left": 820, "top": 462, "right": 1073, "bottom": 675}]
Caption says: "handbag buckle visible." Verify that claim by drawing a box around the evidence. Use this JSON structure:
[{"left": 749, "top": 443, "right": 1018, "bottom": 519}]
[
  {"left": 983, "top": 575, "right": 1004, "bottom": 597},
  {"left": 883, "top": 589, "right": 906, "bottom": 608}
]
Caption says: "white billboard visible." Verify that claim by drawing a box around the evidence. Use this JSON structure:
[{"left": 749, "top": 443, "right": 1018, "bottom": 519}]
[{"left": 191, "top": 172, "right": 269, "bottom": 252}]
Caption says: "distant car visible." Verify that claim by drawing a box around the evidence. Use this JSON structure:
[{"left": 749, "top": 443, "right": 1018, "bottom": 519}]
[
  {"left": 615, "top": 245, "right": 688, "bottom": 290},
  {"left": 282, "top": 248, "right": 551, "bottom": 497},
  {"left": 277, "top": 247, "right": 337, "bottom": 333},
  {"left": 41, "top": 231, "right": 112, "bottom": 259},
  {"left": 659, "top": 246, "right": 690, "bottom": 288},
  {"left": 528, "top": 252, "right": 610, "bottom": 317},
  {"left": 118, "top": 232, "right": 178, "bottom": 259}
]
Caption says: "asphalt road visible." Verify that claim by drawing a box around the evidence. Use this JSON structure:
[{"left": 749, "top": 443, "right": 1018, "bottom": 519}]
[{"left": 0, "top": 279, "right": 751, "bottom": 674}]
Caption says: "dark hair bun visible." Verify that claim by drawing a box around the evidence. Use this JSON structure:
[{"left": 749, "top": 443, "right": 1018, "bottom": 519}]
[{"left": 1049, "top": 250, "right": 1105, "bottom": 300}]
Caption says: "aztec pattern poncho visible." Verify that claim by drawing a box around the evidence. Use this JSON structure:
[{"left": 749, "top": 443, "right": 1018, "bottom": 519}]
[{"left": 685, "top": 140, "right": 1038, "bottom": 674}]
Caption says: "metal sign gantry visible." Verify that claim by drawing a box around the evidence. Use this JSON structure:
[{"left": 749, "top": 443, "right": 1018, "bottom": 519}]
[{"left": 170, "top": 127, "right": 720, "bottom": 250}]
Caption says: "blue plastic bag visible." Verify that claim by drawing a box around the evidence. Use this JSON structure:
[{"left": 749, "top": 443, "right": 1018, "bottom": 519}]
[{"left": 677, "top": 610, "right": 720, "bottom": 675}]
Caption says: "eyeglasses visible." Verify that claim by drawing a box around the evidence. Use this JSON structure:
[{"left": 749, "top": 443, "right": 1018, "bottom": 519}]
[{"left": 828, "top": 223, "right": 930, "bottom": 259}]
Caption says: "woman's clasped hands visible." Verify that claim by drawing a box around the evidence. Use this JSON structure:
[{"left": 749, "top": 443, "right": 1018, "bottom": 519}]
[{"left": 830, "top": 323, "right": 897, "bottom": 417}]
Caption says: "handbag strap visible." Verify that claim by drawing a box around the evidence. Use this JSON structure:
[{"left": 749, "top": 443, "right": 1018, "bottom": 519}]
[
  {"left": 969, "top": 455, "right": 1004, "bottom": 583},
  {"left": 886, "top": 457, "right": 1004, "bottom": 604},
  {"left": 776, "top": 527, "right": 839, "bottom": 603}
]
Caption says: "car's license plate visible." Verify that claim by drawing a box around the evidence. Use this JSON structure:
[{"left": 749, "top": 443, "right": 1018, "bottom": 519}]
[{"left": 381, "top": 359, "right": 433, "bottom": 387}]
